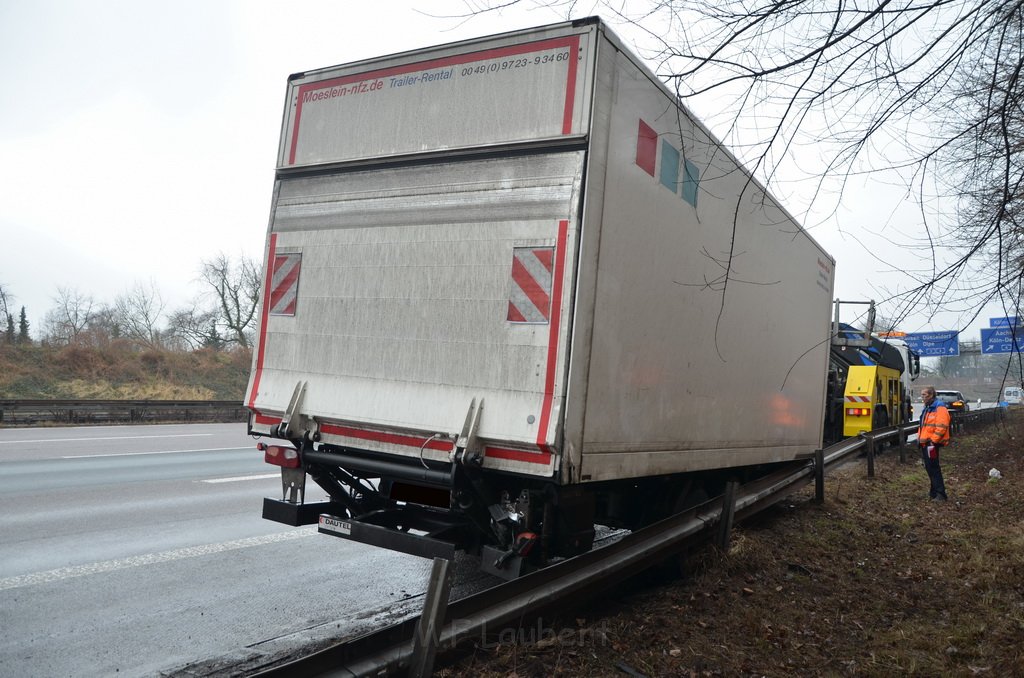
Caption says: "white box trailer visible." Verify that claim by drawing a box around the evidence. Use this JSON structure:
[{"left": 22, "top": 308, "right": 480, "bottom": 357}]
[{"left": 248, "top": 17, "right": 835, "bottom": 574}]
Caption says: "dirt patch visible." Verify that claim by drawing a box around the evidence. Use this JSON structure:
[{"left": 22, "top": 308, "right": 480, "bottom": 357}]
[{"left": 440, "top": 411, "right": 1024, "bottom": 677}]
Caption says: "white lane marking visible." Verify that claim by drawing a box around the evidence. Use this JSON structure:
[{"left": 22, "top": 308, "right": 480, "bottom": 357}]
[
  {"left": 62, "top": 446, "right": 249, "bottom": 459},
  {"left": 0, "top": 433, "right": 213, "bottom": 445},
  {"left": 201, "top": 473, "right": 278, "bottom": 484},
  {"left": 0, "top": 528, "right": 316, "bottom": 592}
]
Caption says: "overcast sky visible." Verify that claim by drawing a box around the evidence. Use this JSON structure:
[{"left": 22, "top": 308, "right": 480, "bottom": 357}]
[{"left": 0, "top": 0, "right": 1012, "bottom": 346}]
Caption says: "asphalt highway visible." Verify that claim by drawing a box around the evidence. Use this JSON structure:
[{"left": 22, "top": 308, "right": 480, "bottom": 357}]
[
  {"left": 0, "top": 423, "right": 492, "bottom": 677},
  {"left": 4, "top": 408, "right": 997, "bottom": 675}
]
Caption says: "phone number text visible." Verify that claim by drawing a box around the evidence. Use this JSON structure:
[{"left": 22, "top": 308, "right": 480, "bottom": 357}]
[{"left": 460, "top": 51, "right": 572, "bottom": 77}]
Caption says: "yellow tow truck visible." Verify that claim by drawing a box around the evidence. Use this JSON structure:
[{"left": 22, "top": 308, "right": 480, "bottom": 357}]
[{"left": 842, "top": 364, "right": 904, "bottom": 437}]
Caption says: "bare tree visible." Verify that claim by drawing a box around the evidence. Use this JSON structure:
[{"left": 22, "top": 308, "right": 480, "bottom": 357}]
[
  {"left": 114, "top": 281, "right": 166, "bottom": 349},
  {"left": 83, "top": 305, "right": 123, "bottom": 346},
  {"left": 0, "top": 284, "right": 13, "bottom": 345},
  {"left": 165, "top": 305, "right": 219, "bottom": 351},
  {"left": 947, "top": 44, "right": 1024, "bottom": 323},
  {"left": 467, "top": 1, "right": 1022, "bottom": 329},
  {"left": 0, "top": 283, "right": 12, "bottom": 322},
  {"left": 199, "top": 254, "right": 261, "bottom": 348},
  {"left": 43, "top": 286, "right": 95, "bottom": 345}
]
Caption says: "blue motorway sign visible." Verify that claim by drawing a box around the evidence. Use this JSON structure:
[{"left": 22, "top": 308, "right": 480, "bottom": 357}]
[
  {"left": 981, "top": 326, "right": 1024, "bottom": 354},
  {"left": 990, "top": 316, "right": 1020, "bottom": 327},
  {"left": 903, "top": 331, "right": 960, "bottom": 357}
]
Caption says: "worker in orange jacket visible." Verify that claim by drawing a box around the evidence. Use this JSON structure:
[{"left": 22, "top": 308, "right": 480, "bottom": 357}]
[{"left": 918, "top": 386, "right": 950, "bottom": 501}]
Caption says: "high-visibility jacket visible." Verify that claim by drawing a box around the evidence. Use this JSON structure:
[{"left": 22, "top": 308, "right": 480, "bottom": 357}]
[{"left": 919, "top": 401, "right": 951, "bottom": 446}]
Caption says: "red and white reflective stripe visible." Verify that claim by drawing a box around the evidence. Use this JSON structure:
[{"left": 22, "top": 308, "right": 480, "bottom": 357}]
[
  {"left": 484, "top": 446, "right": 552, "bottom": 466},
  {"left": 535, "top": 220, "right": 569, "bottom": 454},
  {"left": 246, "top": 234, "right": 278, "bottom": 409},
  {"left": 251, "top": 413, "right": 553, "bottom": 466},
  {"left": 507, "top": 247, "right": 554, "bottom": 323},
  {"left": 269, "top": 253, "right": 301, "bottom": 316},
  {"left": 318, "top": 422, "right": 553, "bottom": 466},
  {"left": 845, "top": 395, "right": 871, "bottom": 402}
]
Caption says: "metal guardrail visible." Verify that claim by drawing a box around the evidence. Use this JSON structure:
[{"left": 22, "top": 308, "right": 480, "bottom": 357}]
[
  {"left": 0, "top": 399, "right": 248, "bottom": 426},
  {"left": 252, "top": 406, "right": 1011, "bottom": 677},
  {"left": 824, "top": 406, "right": 1008, "bottom": 471}
]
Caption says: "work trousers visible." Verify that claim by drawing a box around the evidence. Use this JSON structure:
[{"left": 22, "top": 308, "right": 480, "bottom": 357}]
[{"left": 921, "top": 446, "right": 947, "bottom": 499}]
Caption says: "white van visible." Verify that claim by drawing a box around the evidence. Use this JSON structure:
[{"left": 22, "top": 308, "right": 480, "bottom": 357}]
[{"left": 1004, "top": 387, "right": 1023, "bottom": 404}]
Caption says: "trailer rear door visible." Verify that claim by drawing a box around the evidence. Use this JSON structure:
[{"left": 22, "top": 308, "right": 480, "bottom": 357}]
[{"left": 246, "top": 152, "right": 582, "bottom": 476}]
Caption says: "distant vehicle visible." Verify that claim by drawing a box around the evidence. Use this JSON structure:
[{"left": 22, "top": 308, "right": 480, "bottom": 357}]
[
  {"left": 822, "top": 313, "right": 919, "bottom": 445},
  {"left": 1003, "top": 387, "right": 1023, "bottom": 405},
  {"left": 935, "top": 390, "right": 969, "bottom": 412}
]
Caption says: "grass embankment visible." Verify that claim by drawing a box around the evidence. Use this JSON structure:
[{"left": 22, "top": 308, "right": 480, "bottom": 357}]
[
  {"left": 442, "top": 412, "right": 1024, "bottom": 677},
  {"left": 0, "top": 343, "right": 252, "bottom": 400}
]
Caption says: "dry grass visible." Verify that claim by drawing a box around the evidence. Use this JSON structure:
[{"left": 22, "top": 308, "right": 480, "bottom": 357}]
[
  {"left": 440, "top": 411, "right": 1024, "bottom": 677},
  {"left": 0, "top": 343, "right": 252, "bottom": 400}
]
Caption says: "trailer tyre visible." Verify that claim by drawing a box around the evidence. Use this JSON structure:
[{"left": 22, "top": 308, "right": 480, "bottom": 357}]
[{"left": 647, "top": 486, "right": 709, "bottom": 581}]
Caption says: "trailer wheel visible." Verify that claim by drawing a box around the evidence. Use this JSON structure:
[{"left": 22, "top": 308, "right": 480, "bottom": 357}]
[{"left": 648, "top": 485, "right": 709, "bottom": 581}]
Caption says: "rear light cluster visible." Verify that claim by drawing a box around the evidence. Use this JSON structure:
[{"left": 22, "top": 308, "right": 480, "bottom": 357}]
[
  {"left": 846, "top": 407, "right": 870, "bottom": 416},
  {"left": 258, "top": 442, "right": 301, "bottom": 469}
]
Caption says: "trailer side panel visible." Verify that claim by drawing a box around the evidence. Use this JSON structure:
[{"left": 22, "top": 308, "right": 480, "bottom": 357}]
[{"left": 575, "top": 39, "right": 834, "bottom": 482}]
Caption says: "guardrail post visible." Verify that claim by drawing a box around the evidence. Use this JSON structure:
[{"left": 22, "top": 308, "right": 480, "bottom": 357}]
[
  {"left": 814, "top": 449, "right": 824, "bottom": 504},
  {"left": 898, "top": 424, "right": 907, "bottom": 464},
  {"left": 860, "top": 433, "right": 875, "bottom": 478},
  {"left": 409, "top": 557, "right": 453, "bottom": 678},
  {"left": 717, "top": 481, "right": 739, "bottom": 551}
]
